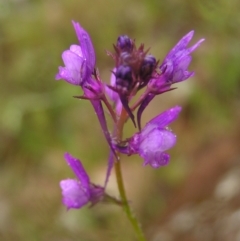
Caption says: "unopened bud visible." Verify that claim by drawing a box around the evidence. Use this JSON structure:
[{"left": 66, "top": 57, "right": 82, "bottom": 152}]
[
  {"left": 140, "top": 55, "right": 156, "bottom": 79},
  {"left": 117, "top": 35, "right": 134, "bottom": 52},
  {"left": 115, "top": 65, "right": 133, "bottom": 94}
]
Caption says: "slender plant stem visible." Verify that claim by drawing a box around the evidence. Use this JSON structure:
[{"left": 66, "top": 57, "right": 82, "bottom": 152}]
[
  {"left": 114, "top": 161, "right": 146, "bottom": 241},
  {"left": 114, "top": 109, "right": 147, "bottom": 241},
  {"left": 102, "top": 95, "right": 117, "bottom": 123}
]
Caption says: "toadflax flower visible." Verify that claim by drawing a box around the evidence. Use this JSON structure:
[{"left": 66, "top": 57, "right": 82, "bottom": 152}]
[
  {"left": 159, "top": 30, "right": 204, "bottom": 84},
  {"left": 55, "top": 21, "right": 116, "bottom": 158},
  {"left": 60, "top": 153, "right": 104, "bottom": 209},
  {"left": 55, "top": 21, "right": 96, "bottom": 86},
  {"left": 116, "top": 106, "right": 182, "bottom": 168},
  {"left": 137, "top": 31, "right": 204, "bottom": 129}
]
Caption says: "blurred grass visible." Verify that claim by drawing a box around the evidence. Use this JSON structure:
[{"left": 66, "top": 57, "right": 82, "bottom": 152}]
[{"left": 0, "top": 0, "right": 240, "bottom": 240}]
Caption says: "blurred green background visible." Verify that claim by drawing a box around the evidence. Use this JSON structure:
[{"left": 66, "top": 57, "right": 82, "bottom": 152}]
[{"left": 1, "top": 0, "right": 240, "bottom": 240}]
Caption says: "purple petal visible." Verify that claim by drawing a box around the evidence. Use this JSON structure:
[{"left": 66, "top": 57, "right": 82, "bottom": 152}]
[
  {"left": 187, "top": 38, "right": 205, "bottom": 54},
  {"left": 139, "top": 129, "right": 177, "bottom": 153},
  {"left": 175, "top": 55, "right": 192, "bottom": 72},
  {"left": 72, "top": 21, "right": 96, "bottom": 74},
  {"left": 172, "top": 56, "right": 193, "bottom": 82},
  {"left": 69, "top": 44, "right": 83, "bottom": 57},
  {"left": 105, "top": 72, "right": 123, "bottom": 115},
  {"left": 115, "top": 100, "right": 123, "bottom": 116},
  {"left": 105, "top": 69, "right": 119, "bottom": 102},
  {"left": 139, "top": 128, "right": 175, "bottom": 169},
  {"left": 64, "top": 153, "right": 90, "bottom": 191},
  {"left": 164, "top": 31, "right": 194, "bottom": 60},
  {"left": 55, "top": 49, "right": 86, "bottom": 85},
  {"left": 143, "top": 152, "right": 170, "bottom": 168},
  {"left": 60, "top": 179, "right": 89, "bottom": 209},
  {"left": 144, "top": 106, "right": 182, "bottom": 130}
]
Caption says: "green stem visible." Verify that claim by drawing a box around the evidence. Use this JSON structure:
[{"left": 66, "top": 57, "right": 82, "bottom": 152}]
[
  {"left": 114, "top": 109, "right": 147, "bottom": 241},
  {"left": 114, "top": 161, "right": 146, "bottom": 241}
]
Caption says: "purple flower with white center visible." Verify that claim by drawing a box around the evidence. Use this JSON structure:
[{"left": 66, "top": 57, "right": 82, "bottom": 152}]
[
  {"left": 56, "top": 21, "right": 96, "bottom": 86},
  {"left": 117, "top": 106, "right": 182, "bottom": 168},
  {"left": 60, "top": 153, "right": 104, "bottom": 209}
]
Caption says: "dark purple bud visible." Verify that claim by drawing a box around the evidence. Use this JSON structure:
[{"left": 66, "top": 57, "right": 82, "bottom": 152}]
[
  {"left": 114, "top": 65, "right": 136, "bottom": 127},
  {"left": 117, "top": 35, "right": 134, "bottom": 52},
  {"left": 140, "top": 55, "right": 157, "bottom": 80},
  {"left": 120, "top": 52, "right": 131, "bottom": 64},
  {"left": 144, "top": 55, "right": 156, "bottom": 67},
  {"left": 115, "top": 65, "right": 133, "bottom": 94}
]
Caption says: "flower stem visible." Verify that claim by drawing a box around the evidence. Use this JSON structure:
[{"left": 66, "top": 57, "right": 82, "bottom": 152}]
[
  {"left": 114, "top": 108, "right": 147, "bottom": 241},
  {"left": 114, "top": 161, "right": 147, "bottom": 241},
  {"left": 102, "top": 95, "right": 117, "bottom": 123}
]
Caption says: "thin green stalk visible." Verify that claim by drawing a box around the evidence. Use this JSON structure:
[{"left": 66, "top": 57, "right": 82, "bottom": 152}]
[
  {"left": 114, "top": 161, "right": 146, "bottom": 241},
  {"left": 114, "top": 109, "right": 147, "bottom": 241}
]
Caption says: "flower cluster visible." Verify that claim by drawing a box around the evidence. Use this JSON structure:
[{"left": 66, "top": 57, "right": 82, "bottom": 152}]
[{"left": 56, "top": 21, "right": 204, "bottom": 210}]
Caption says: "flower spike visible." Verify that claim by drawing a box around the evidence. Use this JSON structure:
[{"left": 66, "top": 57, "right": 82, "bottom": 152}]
[{"left": 56, "top": 21, "right": 204, "bottom": 238}]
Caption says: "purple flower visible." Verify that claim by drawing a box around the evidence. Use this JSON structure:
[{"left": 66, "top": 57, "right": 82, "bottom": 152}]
[
  {"left": 137, "top": 31, "right": 204, "bottom": 129},
  {"left": 117, "top": 106, "right": 181, "bottom": 168},
  {"left": 56, "top": 21, "right": 96, "bottom": 86},
  {"left": 160, "top": 30, "right": 204, "bottom": 82},
  {"left": 55, "top": 21, "right": 116, "bottom": 157},
  {"left": 60, "top": 153, "right": 104, "bottom": 209},
  {"left": 149, "top": 31, "right": 205, "bottom": 92}
]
